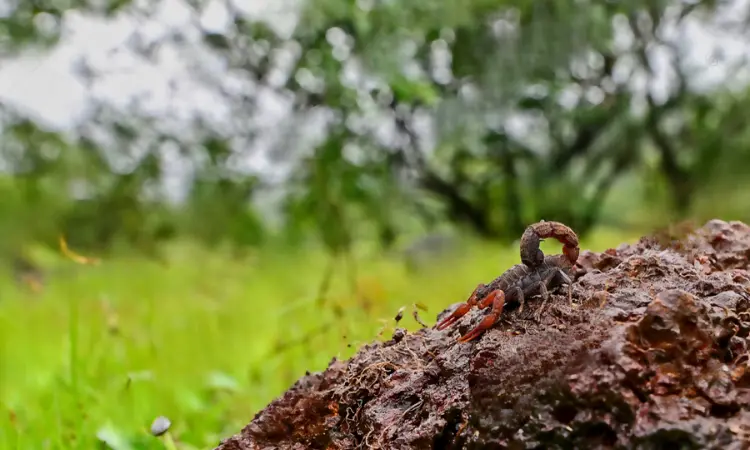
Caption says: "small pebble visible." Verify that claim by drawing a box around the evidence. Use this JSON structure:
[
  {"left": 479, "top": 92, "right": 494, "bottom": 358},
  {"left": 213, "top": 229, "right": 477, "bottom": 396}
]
[
  {"left": 391, "top": 328, "right": 406, "bottom": 343},
  {"left": 150, "top": 416, "right": 171, "bottom": 436}
]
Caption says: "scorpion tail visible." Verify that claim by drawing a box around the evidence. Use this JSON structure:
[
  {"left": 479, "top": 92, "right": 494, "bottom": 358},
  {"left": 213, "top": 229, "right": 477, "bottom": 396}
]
[{"left": 522, "top": 221, "right": 580, "bottom": 266}]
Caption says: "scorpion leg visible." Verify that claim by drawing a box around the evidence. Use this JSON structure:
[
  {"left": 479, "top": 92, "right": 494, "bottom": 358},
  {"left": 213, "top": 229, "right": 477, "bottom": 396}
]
[
  {"left": 436, "top": 283, "right": 484, "bottom": 331},
  {"left": 534, "top": 269, "right": 574, "bottom": 321},
  {"left": 514, "top": 286, "right": 525, "bottom": 315},
  {"left": 458, "top": 289, "right": 506, "bottom": 343},
  {"left": 557, "top": 270, "right": 574, "bottom": 306},
  {"left": 534, "top": 270, "right": 558, "bottom": 322}
]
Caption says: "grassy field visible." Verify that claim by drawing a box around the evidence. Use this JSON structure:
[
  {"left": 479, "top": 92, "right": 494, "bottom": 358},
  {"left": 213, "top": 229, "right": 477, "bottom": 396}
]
[{"left": 0, "top": 227, "right": 643, "bottom": 449}]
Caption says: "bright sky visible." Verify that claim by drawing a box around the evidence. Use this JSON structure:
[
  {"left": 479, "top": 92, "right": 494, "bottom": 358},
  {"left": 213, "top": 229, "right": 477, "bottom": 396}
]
[{"left": 0, "top": 0, "right": 301, "bottom": 130}]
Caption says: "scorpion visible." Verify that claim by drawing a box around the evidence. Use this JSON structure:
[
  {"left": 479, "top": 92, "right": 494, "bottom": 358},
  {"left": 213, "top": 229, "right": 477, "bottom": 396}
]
[{"left": 435, "top": 221, "right": 580, "bottom": 343}]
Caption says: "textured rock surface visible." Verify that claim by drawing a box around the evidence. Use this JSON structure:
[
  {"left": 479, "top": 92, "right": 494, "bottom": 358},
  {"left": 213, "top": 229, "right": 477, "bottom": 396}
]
[{"left": 217, "top": 220, "right": 750, "bottom": 450}]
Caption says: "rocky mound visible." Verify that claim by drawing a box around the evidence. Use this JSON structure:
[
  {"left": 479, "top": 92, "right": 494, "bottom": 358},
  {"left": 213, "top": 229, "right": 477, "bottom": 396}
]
[{"left": 217, "top": 219, "right": 750, "bottom": 450}]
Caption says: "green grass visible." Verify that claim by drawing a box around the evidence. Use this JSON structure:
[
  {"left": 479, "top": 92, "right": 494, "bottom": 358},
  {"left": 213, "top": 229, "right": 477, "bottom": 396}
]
[{"left": 0, "top": 227, "right": 643, "bottom": 449}]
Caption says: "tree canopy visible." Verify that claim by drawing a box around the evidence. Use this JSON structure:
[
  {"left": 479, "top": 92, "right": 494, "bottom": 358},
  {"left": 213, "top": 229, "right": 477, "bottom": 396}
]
[{"left": 1, "top": 0, "right": 749, "bottom": 257}]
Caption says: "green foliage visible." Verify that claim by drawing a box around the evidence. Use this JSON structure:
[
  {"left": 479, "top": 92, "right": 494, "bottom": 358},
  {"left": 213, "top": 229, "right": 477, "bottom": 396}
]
[
  {"left": 0, "top": 227, "right": 640, "bottom": 449},
  {"left": 185, "top": 177, "right": 264, "bottom": 248},
  {"left": 2, "top": 0, "right": 750, "bottom": 254}
]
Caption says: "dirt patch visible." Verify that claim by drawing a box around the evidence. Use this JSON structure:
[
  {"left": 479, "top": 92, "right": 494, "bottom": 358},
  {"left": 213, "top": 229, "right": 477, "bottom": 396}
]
[{"left": 216, "top": 219, "right": 750, "bottom": 450}]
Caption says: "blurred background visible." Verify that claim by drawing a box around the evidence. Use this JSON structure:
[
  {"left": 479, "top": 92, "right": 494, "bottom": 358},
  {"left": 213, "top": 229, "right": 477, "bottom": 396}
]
[{"left": 1, "top": 0, "right": 750, "bottom": 448}]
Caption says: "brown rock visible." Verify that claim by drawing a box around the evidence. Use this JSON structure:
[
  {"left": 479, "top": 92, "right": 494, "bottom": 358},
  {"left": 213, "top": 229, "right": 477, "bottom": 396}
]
[{"left": 217, "top": 219, "right": 750, "bottom": 450}]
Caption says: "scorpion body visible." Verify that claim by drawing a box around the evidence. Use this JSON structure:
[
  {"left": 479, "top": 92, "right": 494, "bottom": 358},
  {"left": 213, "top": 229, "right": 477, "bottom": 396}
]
[{"left": 436, "top": 221, "right": 579, "bottom": 342}]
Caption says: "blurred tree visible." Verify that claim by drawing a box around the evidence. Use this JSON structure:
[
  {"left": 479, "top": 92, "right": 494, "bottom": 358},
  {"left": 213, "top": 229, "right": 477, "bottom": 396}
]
[{"left": 1, "top": 0, "right": 749, "bottom": 255}]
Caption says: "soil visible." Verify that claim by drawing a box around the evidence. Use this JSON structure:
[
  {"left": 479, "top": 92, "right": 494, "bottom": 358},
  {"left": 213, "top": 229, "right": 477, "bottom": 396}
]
[{"left": 216, "top": 219, "right": 750, "bottom": 450}]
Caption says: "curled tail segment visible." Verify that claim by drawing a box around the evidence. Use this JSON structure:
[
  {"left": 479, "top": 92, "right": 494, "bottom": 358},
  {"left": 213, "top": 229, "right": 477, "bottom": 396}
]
[{"left": 520, "top": 221, "right": 579, "bottom": 267}]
